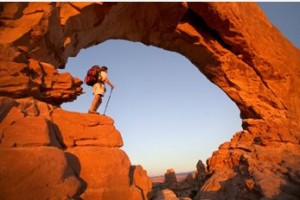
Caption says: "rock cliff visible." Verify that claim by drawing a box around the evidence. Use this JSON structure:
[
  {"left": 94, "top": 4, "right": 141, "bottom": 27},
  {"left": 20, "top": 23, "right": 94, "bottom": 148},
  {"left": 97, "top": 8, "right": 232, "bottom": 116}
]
[
  {"left": 0, "top": 96, "right": 151, "bottom": 199},
  {"left": 0, "top": 2, "right": 299, "bottom": 200}
]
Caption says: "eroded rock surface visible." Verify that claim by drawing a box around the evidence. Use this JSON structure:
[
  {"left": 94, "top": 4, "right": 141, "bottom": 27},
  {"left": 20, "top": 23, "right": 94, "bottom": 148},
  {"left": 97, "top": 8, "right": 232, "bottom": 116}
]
[
  {"left": 0, "top": 2, "right": 299, "bottom": 200},
  {"left": 0, "top": 146, "right": 81, "bottom": 200},
  {"left": 0, "top": 97, "right": 151, "bottom": 200}
]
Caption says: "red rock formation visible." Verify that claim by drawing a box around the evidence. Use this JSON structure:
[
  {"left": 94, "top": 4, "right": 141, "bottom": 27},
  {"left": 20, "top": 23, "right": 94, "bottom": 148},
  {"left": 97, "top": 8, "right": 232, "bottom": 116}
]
[
  {"left": 0, "top": 146, "right": 81, "bottom": 200},
  {"left": 153, "top": 167, "right": 203, "bottom": 199},
  {"left": 165, "top": 168, "right": 178, "bottom": 186},
  {"left": 0, "top": 97, "right": 152, "bottom": 199},
  {"left": 0, "top": 59, "right": 83, "bottom": 105},
  {"left": 0, "top": 2, "right": 299, "bottom": 200},
  {"left": 130, "top": 165, "right": 153, "bottom": 200},
  {"left": 195, "top": 160, "right": 208, "bottom": 186}
]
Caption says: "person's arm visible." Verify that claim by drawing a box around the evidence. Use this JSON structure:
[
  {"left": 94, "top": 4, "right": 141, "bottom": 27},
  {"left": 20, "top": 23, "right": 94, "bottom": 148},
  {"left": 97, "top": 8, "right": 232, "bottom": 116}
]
[
  {"left": 103, "top": 77, "right": 115, "bottom": 88},
  {"left": 100, "top": 70, "right": 115, "bottom": 88}
]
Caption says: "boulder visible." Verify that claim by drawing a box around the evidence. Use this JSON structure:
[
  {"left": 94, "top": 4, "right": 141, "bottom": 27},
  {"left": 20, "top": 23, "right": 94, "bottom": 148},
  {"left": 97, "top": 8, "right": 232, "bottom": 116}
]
[
  {"left": 0, "top": 147, "right": 81, "bottom": 200},
  {"left": 130, "top": 165, "right": 153, "bottom": 200}
]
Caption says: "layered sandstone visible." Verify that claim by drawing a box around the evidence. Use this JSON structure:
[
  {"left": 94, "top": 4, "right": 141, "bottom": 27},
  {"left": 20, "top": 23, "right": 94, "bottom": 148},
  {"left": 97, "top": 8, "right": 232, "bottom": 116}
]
[
  {"left": 0, "top": 97, "right": 152, "bottom": 199},
  {"left": 0, "top": 2, "right": 299, "bottom": 200}
]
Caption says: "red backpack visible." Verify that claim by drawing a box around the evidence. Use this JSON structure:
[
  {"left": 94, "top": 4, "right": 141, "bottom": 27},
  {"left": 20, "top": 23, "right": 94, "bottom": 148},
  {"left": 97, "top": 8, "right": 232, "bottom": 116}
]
[{"left": 84, "top": 65, "right": 102, "bottom": 86}]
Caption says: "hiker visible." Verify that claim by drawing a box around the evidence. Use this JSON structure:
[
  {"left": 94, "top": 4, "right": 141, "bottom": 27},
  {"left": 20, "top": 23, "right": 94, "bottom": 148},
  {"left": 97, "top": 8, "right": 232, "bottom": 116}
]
[{"left": 88, "top": 66, "right": 115, "bottom": 114}]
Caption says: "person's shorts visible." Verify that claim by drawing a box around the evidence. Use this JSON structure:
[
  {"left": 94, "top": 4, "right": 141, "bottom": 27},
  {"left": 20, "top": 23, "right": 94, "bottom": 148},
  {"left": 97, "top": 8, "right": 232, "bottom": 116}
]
[{"left": 93, "top": 82, "right": 106, "bottom": 96}]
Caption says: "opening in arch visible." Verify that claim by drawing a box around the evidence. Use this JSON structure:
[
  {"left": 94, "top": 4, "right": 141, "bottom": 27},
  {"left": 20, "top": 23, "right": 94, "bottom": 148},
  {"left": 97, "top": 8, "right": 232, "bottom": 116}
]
[{"left": 61, "top": 39, "right": 242, "bottom": 176}]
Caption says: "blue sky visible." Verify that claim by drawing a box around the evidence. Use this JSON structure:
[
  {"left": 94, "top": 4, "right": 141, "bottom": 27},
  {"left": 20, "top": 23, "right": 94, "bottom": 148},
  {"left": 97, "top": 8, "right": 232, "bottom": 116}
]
[{"left": 61, "top": 3, "right": 300, "bottom": 176}]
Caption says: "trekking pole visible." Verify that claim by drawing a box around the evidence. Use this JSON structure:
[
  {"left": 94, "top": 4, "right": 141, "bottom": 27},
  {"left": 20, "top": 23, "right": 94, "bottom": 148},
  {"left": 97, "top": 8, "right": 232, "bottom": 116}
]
[{"left": 103, "top": 87, "right": 113, "bottom": 116}]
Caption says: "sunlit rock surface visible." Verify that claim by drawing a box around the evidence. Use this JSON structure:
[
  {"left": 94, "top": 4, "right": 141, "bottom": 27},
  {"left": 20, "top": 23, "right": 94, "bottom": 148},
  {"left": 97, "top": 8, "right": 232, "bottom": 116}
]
[
  {"left": 0, "top": 97, "right": 152, "bottom": 200},
  {"left": 0, "top": 2, "right": 299, "bottom": 200}
]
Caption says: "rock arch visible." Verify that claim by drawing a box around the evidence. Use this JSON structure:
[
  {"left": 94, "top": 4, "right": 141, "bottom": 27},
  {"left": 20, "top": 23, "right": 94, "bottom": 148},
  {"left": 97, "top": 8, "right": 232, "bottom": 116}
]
[{"left": 0, "top": 2, "right": 299, "bottom": 200}]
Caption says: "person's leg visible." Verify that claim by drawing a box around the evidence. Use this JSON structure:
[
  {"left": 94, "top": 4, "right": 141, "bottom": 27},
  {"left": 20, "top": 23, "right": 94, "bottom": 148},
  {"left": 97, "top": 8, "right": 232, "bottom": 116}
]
[
  {"left": 94, "top": 94, "right": 103, "bottom": 112},
  {"left": 89, "top": 82, "right": 102, "bottom": 114},
  {"left": 93, "top": 83, "right": 105, "bottom": 114},
  {"left": 89, "top": 94, "right": 101, "bottom": 114}
]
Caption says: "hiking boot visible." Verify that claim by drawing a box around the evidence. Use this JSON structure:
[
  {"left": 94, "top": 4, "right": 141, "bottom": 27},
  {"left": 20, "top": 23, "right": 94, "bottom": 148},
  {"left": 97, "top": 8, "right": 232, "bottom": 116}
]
[{"left": 88, "top": 110, "right": 99, "bottom": 115}]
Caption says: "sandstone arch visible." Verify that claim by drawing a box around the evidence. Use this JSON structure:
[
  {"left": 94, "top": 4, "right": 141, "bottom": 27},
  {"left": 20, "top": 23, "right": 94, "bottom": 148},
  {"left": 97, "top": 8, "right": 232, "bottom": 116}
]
[{"left": 0, "top": 2, "right": 299, "bottom": 200}]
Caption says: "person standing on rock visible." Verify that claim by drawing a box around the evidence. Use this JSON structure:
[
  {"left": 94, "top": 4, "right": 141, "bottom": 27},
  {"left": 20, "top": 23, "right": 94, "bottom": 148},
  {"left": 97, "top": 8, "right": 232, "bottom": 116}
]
[{"left": 88, "top": 66, "right": 115, "bottom": 114}]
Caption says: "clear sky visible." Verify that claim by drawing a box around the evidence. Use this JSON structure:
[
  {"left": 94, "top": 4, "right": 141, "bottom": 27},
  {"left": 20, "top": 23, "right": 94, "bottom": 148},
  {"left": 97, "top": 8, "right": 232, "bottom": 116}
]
[{"left": 61, "top": 3, "right": 300, "bottom": 177}]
